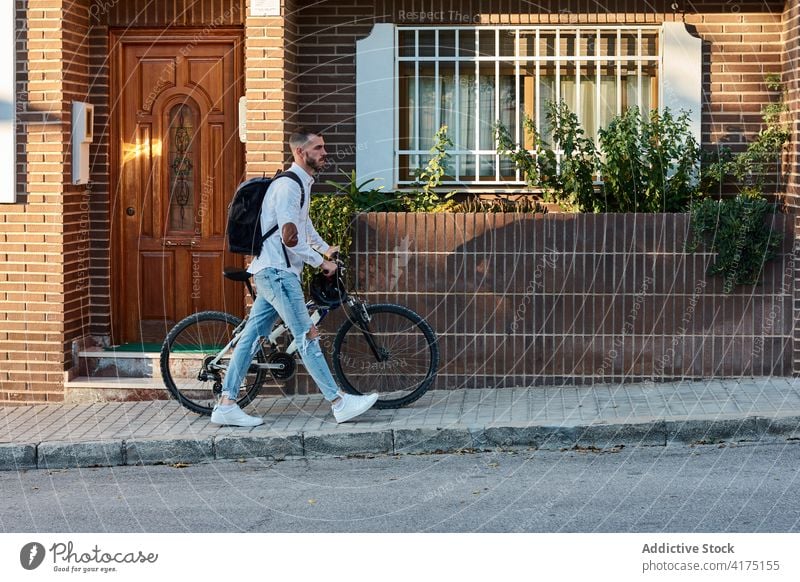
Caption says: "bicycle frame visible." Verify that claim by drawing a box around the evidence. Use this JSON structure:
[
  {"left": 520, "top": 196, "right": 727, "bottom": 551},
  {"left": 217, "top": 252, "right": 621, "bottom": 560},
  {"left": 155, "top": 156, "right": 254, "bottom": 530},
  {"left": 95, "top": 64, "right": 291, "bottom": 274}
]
[{"left": 205, "top": 301, "right": 332, "bottom": 373}]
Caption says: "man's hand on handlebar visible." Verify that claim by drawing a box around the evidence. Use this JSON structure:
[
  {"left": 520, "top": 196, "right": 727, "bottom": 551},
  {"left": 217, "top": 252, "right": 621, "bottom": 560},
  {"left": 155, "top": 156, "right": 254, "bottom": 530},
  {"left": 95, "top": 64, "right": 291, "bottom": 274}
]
[
  {"left": 321, "top": 259, "right": 338, "bottom": 277},
  {"left": 324, "top": 245, "right": 340, "bottom": 259}
]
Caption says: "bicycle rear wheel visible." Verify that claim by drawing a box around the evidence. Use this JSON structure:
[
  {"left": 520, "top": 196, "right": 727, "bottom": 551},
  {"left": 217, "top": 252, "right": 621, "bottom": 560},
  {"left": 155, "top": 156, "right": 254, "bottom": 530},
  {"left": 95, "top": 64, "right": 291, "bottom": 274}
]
[
  {"left": 332, "top": 303, "right": 439, "bottom": 409},
  {"left": 160, "top": 311, "right": 267, "bottom": 415}
]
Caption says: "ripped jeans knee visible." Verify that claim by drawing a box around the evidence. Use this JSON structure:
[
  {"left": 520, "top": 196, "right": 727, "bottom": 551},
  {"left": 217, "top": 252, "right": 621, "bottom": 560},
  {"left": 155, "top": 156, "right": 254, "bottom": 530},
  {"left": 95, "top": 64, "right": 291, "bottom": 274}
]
[{"left": 297, "top": 325, "right": 321, "bottom": 355}]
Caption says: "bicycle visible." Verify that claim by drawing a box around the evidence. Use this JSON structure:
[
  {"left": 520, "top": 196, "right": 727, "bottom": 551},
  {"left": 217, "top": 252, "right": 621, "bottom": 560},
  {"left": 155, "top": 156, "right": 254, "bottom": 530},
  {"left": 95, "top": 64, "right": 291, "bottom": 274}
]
[{"left": 159, "top": 258, "right": 439, "bottom": 415}]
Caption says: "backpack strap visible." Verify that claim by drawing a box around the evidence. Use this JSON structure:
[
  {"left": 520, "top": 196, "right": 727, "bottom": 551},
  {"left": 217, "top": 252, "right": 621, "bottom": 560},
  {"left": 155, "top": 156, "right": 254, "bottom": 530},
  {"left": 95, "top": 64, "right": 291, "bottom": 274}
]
[
  {"left": 277, "top": 170, "right": 306, "bottom": 207},
  {"left": 260, "top": 170, "right": 307, "bottom": 268}
]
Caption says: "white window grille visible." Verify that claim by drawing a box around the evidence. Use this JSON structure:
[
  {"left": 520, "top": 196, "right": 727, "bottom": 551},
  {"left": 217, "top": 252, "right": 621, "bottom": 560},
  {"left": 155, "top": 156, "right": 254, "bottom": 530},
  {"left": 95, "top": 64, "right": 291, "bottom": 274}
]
[{"left": 396, "top": 26, "right": 662, "bottom": 186}]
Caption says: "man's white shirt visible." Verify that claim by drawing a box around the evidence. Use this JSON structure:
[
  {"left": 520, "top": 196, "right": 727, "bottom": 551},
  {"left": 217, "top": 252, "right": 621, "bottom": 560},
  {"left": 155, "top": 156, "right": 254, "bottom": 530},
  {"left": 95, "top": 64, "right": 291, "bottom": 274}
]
[{"left": 247, "top": 162, "right": 330, "bottom": 277}]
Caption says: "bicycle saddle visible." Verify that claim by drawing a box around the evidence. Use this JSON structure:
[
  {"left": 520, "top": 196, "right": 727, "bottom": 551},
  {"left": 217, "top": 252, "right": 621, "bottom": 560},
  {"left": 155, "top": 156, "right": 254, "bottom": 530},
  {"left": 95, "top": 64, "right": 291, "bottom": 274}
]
[{"left": 223, "top": 267, "right": 252, "bottom": 282}]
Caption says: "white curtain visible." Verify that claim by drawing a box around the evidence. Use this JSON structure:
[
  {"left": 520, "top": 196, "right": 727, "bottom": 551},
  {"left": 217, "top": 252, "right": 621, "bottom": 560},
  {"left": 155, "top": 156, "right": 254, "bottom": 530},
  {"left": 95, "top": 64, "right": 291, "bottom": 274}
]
[{"left": 403, "top": 57, "right": 654, "bottom": 181}]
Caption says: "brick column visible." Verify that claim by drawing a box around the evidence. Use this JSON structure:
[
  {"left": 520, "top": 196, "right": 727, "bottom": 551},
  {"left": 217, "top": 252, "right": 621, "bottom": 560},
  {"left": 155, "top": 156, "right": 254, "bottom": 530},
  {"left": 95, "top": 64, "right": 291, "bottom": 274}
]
[
  {"left": 785, "top": 1, "right": 800, "bottom": 211},
  {"left": 244, "top": 0, "right": 298, "bottom": 176},
  {"left": 0, "top": 0, "right": 92, "bottom": 404},
  {"left": 61, "top": 0, "right": 93, "bottom": 377},
  {"left": 785, "top": 0, "right": 800, "bottom": 375}
]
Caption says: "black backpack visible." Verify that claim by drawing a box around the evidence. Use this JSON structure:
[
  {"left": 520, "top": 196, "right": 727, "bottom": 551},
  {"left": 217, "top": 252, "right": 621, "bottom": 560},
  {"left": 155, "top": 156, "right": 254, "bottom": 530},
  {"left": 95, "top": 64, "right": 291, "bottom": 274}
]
[{"left": 226, "top": 170, "right": 305, "bottom": 256}]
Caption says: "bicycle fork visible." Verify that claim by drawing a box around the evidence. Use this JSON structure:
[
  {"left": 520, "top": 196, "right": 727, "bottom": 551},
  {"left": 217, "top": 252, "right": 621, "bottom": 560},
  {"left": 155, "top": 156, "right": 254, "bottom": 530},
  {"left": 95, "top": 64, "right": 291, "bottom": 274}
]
[{"left": 344, "top": 299, "right": 388, "bottom": 363}]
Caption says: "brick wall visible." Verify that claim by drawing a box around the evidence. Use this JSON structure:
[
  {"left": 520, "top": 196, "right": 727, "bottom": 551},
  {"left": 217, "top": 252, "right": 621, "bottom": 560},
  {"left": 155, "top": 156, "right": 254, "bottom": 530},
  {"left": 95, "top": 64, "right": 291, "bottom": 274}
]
[
  {"left": 1, "top": 0, "right": 76, "bottom": 404},
  {"left": 340, "top": 212, "right": 795, "bottom": 389},
  {"left": 86, "top": 14, "right": 110, "bottom": 339},
  {"left": 784, "top": 0, "right": 800, "bottom": 211},
  {"left": 5, "top": 0, "right": 797, "bottom": 404},
  {"left": 103, "top": 0, "right": 246, "bottom": 26},
  {"left": 786, "top": 0, "right": 800, "bottom": 374},
  {"left": 693, "top": 9, "right": 784, "bottom": 201},
  {"left": 245, "top": 0, "right": 297, "bottom": 175},
  {"left": 61, "top": 0, "right": 93, "bottom": 372},
  {"left": 291, "top": 1, "right": 788, "bottom": 197}
]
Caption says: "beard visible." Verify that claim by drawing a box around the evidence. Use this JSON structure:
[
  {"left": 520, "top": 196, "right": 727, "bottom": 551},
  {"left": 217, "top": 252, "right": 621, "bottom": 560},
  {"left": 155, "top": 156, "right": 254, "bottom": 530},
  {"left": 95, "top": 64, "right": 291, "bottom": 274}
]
[{"left": 304, "top": 152, "right": 328, "bottom": 173}]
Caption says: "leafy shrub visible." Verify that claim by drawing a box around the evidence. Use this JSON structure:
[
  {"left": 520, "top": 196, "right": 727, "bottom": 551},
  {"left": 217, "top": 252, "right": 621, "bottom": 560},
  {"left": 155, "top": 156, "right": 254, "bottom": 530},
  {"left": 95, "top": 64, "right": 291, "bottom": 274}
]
[
  {"left": 687, "top": 75, "right": 789, "bottom": 292},
  {"left": 325, "top": 169, "right": 400, "bottom": 212},
  {"left": 401, "top": 125, "right": 456, "bottom": 212},
  {"left": 699, "top": 73, "right": 790, "bottom": 200},
  {"left": 303, "top": 191, "right": 355, "bottom": 291},
  {"left": 496, "top": 101, "right": 598, "bottom": 212},
  {"left": 599, "top": 107, "right": 700, "bottom": 212},
  {"left": 496, "top": 102, "right": 700, "bottom": 212},
  {"left": 687, "top": 195, "right": 783, "bottom": 293}
]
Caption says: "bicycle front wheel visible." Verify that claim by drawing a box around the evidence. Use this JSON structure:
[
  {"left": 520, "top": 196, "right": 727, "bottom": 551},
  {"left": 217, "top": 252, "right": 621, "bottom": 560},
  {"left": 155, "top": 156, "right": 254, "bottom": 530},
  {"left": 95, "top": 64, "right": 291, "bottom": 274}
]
[
  {"left": 160, "top": 311, "right": 267, "bottom": 415},
  {"left": 332, "top": 303, "right": 439, "bottom": 409}
]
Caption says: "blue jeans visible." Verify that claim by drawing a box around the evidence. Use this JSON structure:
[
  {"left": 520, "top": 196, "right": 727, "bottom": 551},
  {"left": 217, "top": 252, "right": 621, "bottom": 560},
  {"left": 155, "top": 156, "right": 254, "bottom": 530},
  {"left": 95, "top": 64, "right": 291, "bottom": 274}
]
[{"left": 221, "top": 267, "right": 341, "bottom": 402}]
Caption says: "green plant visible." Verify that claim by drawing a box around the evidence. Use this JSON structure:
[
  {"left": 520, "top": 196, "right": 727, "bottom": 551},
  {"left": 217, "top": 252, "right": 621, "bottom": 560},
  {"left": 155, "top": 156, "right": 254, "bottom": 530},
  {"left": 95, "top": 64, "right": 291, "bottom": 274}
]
[
  {"left": 546, "top": 100, "right": 600, "bottom": 212},
  {"left": 701, "top": 75, "right": 790, "bottom": 199},
  {"left": 599, "top": 107, "right": 700, "bottom": 212},
  {"left": 687, "top": 195, "right": 783, "bottom": 292},
  {"left": 495, "top": 117, "right": 549, "bottom": 190},
  {"left": 496, "top": 101, "right": 598, "bottom": 212},
  {"left": 497, "top": 102, "right": 700, "bottom": 213},
  {"left": 302, "top": 192, "right": 355, "bottom": 291},
  {"left": 688, "top": 75, "right": 789, "bottom": 292},
  {"left": 449, "top": 194, "right": 547, "bottom": 214},
  {"left": 402, "top": 125, "right": 456, "bottom": 212},
  {"left": 324, "top": 169, "right": 400, "bottom": 212}
]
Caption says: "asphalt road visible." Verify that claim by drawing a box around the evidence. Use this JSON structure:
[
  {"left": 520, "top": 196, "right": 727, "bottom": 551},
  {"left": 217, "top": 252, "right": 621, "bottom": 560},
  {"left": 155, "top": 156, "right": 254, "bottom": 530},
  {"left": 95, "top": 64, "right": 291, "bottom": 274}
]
[{"left": 2, "top": 442, "right": 799, "bottom": 533}]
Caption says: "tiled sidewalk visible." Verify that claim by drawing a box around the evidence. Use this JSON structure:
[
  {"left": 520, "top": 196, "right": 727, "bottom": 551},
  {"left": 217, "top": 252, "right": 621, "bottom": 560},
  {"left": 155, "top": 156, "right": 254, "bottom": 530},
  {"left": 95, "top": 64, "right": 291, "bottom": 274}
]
[{"left": 2, "top": 378, "right": 800, "bottom": 471}]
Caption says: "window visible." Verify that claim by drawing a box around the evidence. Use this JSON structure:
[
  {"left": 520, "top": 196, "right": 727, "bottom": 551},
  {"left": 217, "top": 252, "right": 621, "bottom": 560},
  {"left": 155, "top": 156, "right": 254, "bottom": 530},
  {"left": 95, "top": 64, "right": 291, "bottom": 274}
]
[{"left": 397, "top": 26, "right": 661, "bottom": 185}]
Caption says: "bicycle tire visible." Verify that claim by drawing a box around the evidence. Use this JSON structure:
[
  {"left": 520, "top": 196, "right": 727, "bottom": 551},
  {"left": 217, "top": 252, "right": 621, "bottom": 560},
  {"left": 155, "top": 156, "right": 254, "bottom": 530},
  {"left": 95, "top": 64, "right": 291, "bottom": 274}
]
[
  {"left": 332, "top": 303, "right": 439, "bottom": 409},
  {"left": 160, "top": 311, "right": 268, "bottom": 415}
]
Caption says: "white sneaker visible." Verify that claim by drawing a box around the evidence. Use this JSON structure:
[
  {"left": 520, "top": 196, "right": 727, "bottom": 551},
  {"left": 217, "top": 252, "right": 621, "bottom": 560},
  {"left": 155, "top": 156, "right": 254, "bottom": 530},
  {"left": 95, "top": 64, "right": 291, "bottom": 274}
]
[
  {"left": 332, "top": 392, "right": 379, "bottom": 423},
  {"left": 210, "top": 404, "right": 264, "bottom": 427}
]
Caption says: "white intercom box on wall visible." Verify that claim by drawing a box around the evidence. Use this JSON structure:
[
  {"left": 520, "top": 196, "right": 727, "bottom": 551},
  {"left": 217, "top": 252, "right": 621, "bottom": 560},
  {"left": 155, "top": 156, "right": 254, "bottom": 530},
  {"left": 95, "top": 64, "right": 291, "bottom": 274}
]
[
  {"left": 239, "top": 96, "right": 247, "bottom": 143},
  {"left": 72, "top": 101, "right": 94, "bottom": 185}
]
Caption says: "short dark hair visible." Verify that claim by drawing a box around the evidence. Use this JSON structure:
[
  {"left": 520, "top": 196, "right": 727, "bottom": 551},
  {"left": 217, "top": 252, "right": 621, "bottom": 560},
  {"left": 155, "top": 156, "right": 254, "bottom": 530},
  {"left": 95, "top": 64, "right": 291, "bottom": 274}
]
[{"left": 289, "top": 127, "right": 320, "bottom": 150}]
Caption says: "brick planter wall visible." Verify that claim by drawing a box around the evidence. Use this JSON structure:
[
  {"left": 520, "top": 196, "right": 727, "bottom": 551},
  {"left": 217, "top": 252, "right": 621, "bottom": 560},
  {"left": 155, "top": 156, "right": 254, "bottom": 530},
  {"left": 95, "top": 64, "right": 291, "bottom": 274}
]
[{"left": 344, "top": 212, "right": 796, "bottom": 389}]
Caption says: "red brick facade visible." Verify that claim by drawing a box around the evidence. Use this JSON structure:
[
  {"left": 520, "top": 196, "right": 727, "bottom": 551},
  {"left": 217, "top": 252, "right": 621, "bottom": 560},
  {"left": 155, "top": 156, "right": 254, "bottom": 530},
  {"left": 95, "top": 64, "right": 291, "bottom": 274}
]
[
  {"left": 291, "top": 1, "right": 793, "bottom": 200},
  {"left": 2, "top": 0, "right": 799, "bottom": 404},
  {"left": 2, "top": 0, "right": 77, "bottom": 402}
]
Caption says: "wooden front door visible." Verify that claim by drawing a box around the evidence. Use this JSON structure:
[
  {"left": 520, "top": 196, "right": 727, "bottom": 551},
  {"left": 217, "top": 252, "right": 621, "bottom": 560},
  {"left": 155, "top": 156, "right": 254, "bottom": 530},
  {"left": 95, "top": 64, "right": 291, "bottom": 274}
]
[{"left": 111, "top": 31, "right": 244, "bottom": 344}]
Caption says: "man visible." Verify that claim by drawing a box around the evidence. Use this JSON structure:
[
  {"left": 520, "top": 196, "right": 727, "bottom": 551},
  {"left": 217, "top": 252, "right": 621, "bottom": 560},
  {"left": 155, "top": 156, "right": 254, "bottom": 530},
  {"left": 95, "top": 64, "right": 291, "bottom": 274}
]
[{"left": 211, "top": 128, "right": 378, "bottom": 427}]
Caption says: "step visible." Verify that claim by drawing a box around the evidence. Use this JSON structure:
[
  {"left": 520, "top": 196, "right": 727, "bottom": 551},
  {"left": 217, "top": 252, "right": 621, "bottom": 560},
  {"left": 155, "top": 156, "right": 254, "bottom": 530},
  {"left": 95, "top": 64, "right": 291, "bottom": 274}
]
[
  {"left": 77, "top": 349, "right": 161, "bottom": 378},
  {"left": 77, "top": 349, "right": 218, "bottom": 379},
  {"left": 64, "top": 376, "right": 170, "bottom": 404},
  {"left": 71, "top": 348, "right": 294, "bottom": 404}
]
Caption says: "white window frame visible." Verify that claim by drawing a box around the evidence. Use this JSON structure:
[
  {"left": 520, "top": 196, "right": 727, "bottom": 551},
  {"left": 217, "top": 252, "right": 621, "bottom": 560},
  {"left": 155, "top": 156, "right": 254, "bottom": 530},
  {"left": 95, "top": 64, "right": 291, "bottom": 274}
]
[{"left": 395, "top": 25, "right": 663, "bottom": 187}]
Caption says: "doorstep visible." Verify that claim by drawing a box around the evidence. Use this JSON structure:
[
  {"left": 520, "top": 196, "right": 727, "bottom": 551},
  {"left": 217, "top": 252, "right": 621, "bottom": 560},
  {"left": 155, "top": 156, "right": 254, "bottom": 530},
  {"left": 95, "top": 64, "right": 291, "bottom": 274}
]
[{"left": 63, "top": 376, "right": 170, "bottom": 404}]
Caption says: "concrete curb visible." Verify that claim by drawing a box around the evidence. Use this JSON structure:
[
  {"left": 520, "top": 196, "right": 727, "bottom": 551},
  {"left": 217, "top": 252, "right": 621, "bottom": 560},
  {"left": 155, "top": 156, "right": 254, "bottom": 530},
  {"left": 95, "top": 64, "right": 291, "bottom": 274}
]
[
  {"left": 38, "top": 440, "right": 124, "bottom": 470},
  {"left": 3, "top": 416, "right": 800, "bottom": 472},
  {"left": 0, "top": 443, "right": 37, "bottom": 471},
  {"left": 215, "top": 433, "right": 303, "bottom": 461}
]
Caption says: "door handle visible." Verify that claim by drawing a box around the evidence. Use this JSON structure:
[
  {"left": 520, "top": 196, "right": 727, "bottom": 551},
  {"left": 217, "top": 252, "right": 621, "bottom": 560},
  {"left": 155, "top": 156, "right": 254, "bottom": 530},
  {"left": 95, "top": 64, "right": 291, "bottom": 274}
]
[{"left": 164, "top": 240, "right": 198, "bottom": 247}]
